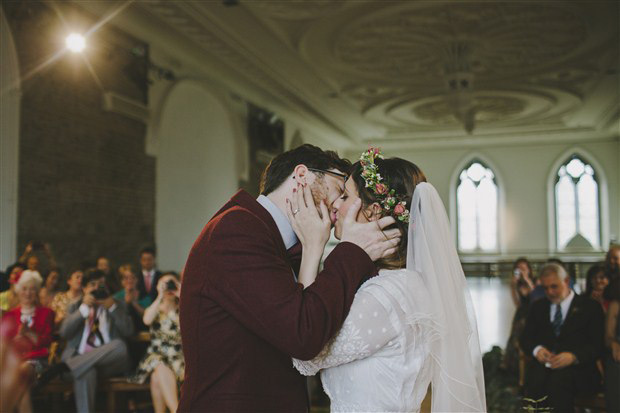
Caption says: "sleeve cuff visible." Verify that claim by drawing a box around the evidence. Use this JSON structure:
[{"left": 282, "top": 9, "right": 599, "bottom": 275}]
[
  {"left": 533, "top": 345, "right": 543, "bottom": 357},
  {"left": 78, "top": 303, "right": 90, "bottom": 318}
]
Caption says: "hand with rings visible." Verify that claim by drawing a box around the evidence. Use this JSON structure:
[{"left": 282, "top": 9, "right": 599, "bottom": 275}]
[{"left": 286, "top": 182, "right": 331, "bottom": 255}]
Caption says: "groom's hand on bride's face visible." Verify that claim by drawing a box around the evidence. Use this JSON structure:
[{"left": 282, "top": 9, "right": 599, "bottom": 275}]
[{"left": 340, "top": 199, "right": 401, "bottom": 261}]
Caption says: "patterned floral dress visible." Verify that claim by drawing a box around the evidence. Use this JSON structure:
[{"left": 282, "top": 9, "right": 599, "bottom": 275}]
[{"left": 130, "top": 308, "right": 185, "bottom": 383}]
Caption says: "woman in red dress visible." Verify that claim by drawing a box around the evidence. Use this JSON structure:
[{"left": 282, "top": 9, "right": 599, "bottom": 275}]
[{"left": 1, "top": 270, "right": 55, "bottom": 412}]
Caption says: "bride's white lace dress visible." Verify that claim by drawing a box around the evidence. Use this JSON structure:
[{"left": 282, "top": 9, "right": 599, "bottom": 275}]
[{"left": 293, "top": 268, "right": 436, "bottom": 413}]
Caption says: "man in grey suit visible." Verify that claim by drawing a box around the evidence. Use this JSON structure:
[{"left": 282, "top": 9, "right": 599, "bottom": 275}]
[{"left": 59, "top": 269, "right": 134, "bottom": 412}]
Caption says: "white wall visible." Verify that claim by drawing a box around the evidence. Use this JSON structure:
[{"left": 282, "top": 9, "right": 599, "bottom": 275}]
[
  {"left": 346, "top": 139, "right": 619, "bottom": 259},
  {"left": 0, "top": 10, "right": 21, "bottom": 270},
  {"left": 155, "top": 80, "right": 241, "bottom": 271}
]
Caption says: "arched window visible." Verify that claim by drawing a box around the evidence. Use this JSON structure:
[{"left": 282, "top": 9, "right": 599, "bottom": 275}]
[
  {"left": 457, "top": 161, "right": 498, "bottom": 251},
  {"left": 555, "top": 155, "right": 600, "bottom": 250}
]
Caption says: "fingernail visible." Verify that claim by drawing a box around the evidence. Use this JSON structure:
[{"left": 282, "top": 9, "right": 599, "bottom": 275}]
[{"left": 293, "top": 188, "right": 296, "bottom": 193}]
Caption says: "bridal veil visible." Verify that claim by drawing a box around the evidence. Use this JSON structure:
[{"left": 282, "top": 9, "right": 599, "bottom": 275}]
[{"left": 407, "top": 182, "right": 486, "bottom": 412}]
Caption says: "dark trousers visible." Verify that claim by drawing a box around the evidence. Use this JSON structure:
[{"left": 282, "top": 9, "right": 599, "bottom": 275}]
[{"left": 525, "top": 362, "right": 577, "bottom": 413}]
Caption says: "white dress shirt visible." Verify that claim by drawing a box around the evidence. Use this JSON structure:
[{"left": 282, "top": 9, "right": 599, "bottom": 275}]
[
  {"left": 533, "top": 289, "right": 575, "bottom": 358},
  {"left": 77, "top": 303, "right": 116, "bottom": 354},
  {"left": 256, "top": 195, "right": 298, "bottom": 250}
]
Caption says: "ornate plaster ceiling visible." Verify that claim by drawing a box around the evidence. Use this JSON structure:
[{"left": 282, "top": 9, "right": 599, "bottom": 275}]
[{"left": 134, "top": 0, "right": 618, "bottom": 149}]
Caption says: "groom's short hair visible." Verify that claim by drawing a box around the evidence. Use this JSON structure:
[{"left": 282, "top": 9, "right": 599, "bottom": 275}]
[{"left": 260, "top": 144, "right": 351, "bottom": 195}]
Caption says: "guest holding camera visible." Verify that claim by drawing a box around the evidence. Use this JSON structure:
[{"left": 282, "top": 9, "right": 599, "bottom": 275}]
[
  {"left": 130, "top": 272, "right": 184, "bottom": 413},
  {"left": 503, "top": 257, "right": 535, "bottom": 375},
  {"left": 114, "top": 264, "right": 152, "bottom": 332},
  {"left": 17, "top": 241, "right": 58, "bottom": 273},
  {"left": 52, "top": 269, "right": 134, "bottom": 413},
  {"left": 1, "top": 270, "right": 55, "bottom": 412}
]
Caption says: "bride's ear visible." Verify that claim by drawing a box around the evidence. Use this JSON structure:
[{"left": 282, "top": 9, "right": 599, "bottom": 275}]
[{"left": 364, "top": 203, "right": 383, "bottom": 221}]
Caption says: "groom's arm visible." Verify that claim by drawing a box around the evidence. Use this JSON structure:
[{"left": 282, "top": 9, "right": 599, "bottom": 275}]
[{"left": 205, "top": 209, "right": 376, "bottom": 360}]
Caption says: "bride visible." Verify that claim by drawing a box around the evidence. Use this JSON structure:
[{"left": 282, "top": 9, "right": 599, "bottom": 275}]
[{"left": 287, "top": 148, "right": 486, "bottom": 412}]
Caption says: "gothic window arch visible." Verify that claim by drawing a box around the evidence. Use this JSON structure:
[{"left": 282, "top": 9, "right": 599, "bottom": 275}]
[
  {"left": 456, "top": 160, "right": 499, "bottom": 252},
  {"left": 554, "top": 155, "right": 600, "bottom": 250}
]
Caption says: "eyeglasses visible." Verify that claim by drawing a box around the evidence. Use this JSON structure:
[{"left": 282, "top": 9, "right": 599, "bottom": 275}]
[{"left": 308, "top": 168, "right": 348, "bottom": 181}]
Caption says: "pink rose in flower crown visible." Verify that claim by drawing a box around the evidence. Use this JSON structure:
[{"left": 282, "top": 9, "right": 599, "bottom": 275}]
[
  {"left": 394, "top": 203, "right": 406, "bottom": 215},
  {"left": 375, "top": 183, "right": 388, "bottom": 195}
]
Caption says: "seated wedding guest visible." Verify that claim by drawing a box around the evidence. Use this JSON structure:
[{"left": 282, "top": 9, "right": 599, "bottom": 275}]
[
  {"left": 520, "top": 263, "right": 604, "bottom": 413},
  {"left": 0, "top": 263, "right": 26, "bottom": 311},
  {"left": 584, "top": 262, "right": 610, "bottom": 311},
  {"left": 39, "top": 268, "right": 61, "bottom": 307},
  {"left": 504, "top": 257, "right": 535, "bottom": 375},
  {"left": 50, "top": 269, "right": 84, "bottom": 324},
  {"left": 18, "top": 242, "right": 58, "bottom": 273},
  {"left": 114, "top": 264, "right": 151, "bottom": 332},
  {"left": 1, "top": 270, "right": 55, "bottom": 413},
  {"left": 43, "top": 269, "right": 134, "bottom": 413},
  {"left": 97, "top": 256, "right": 120, "bottom": 293},
  {"left": 604, "top": 278, "right": 620, "bottom": 412},
  {"left": 138, "top": 248, "right": 162, "bottom": 301},
  {"left": 130, "top": 272, "right": 183, "bottom": 413}
]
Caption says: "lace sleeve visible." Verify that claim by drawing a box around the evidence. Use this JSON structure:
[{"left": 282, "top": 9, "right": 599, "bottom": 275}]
[{"left": 292, "top": 288, "right": 397, "bottom": 376}]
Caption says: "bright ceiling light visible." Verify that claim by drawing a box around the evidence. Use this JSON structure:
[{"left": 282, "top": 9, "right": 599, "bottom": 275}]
[{"left": 65, "top": 33, "right": 86, "bottom": 53}]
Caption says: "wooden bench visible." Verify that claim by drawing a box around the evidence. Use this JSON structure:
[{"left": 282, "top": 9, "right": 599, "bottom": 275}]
[
  {"left": 39, "top": 376, "right": 150, "bottom": 412},
  {"left": 103, "top": 377, "right": 150, "bottom": 413}
]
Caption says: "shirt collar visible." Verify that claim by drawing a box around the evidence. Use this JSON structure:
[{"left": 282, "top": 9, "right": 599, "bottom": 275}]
[
  {"left": 553, "top": 289, "right": 575, "bottom": 318},
  {"left": 256, "top": 195, "right": 298, "bottom": 250}
]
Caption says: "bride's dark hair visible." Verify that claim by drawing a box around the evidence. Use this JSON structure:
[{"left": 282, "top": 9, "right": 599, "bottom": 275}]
[{"left": 350, "top": 157, "right": 427, "bottom": 270}]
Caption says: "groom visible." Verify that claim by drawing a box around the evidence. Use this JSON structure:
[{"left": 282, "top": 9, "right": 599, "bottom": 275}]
[{"left": 178, "top": 144, "right": 399, "bottom": 412}]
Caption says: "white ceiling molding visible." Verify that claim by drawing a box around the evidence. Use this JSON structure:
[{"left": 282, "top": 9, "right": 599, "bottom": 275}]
[{"left": 73, "top": 0, "right": 619, "bottom": 151}]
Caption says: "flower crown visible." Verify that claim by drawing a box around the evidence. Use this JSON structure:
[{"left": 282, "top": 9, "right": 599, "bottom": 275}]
[{"left": 359, "top": 147, "right": 410, "bottom": 223}]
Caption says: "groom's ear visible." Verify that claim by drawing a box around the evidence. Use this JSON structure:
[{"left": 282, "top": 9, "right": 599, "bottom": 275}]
[{"left": 292, "top": 164, "right": 309, "bottom": 185}]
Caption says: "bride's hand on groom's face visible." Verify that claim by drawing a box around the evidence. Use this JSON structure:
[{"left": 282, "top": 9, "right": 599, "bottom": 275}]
[
  {"left": 286, "top": 183, "right": 331, "bottom": 252},
  {"left": 340, "top": 199, "right": 401, "bottom": 261}
]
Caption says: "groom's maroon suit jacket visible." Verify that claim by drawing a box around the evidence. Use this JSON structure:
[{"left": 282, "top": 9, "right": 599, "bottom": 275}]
[{"left": 178, "top": 190, "right": 376, "bottom": 412}]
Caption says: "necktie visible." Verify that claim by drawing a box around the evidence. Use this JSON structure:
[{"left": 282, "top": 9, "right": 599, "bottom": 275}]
[
  {"left": 552, "top": 303, "right": 562, "bottom": 336},
  {"left": 84, "top": 306, "right": 103, "bottom": 353}
]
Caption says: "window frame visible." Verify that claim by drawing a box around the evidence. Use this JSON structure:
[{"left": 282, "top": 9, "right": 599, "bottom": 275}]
[{"left": 455, "top": 159, "right": 500, "bottom": 253}]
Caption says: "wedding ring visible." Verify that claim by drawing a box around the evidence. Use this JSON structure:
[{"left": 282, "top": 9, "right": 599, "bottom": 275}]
[{"left": 292, "top": 208, "right": 300, "bottom": 215}]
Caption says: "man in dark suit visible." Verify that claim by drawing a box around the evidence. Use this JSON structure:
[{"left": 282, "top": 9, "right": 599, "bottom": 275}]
[
  {"left": 520, "top": 263, "right": 604, "bottom": 412},
  {"left": 138, "top": 247, "right": 161, "bottom": 301},
  {"left": 178, "top": 144, "right": 400, "bottom": 412}
]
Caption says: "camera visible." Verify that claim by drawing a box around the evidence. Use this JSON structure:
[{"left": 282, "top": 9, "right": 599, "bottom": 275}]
[
  {"left": 165, "top": 280, "right": 177, "bottom": 291},
  {"left": 513, "top": 269, "right": 521, "bottom": 279},
  {"left": 92, "top": 286, "right": 110, "bottom": 300}
]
